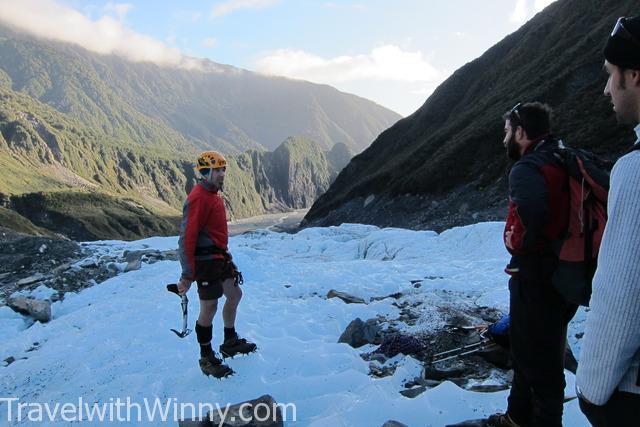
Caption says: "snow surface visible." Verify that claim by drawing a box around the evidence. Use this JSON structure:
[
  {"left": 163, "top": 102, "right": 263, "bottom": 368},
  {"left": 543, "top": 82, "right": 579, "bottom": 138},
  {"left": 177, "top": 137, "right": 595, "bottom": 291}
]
[{"left": 0, "top": 222, "right": 589, "bottom": 426}]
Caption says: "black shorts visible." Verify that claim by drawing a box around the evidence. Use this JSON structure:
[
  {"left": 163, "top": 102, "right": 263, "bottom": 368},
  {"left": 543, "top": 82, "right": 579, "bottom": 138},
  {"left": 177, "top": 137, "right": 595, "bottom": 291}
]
[{"left": 195, "top": 259, "right": 234, "bottom": 300}]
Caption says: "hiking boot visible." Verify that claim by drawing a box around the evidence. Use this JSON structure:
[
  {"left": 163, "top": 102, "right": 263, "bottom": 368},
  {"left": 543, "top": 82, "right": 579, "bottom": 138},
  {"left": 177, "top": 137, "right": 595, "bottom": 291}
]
[
  {"left": 219, "top": 334, "right": 257, "bottom": 358},
  {"left": 486, "top": 413, "right": 522, "bottom": 427},
  {"left": 198, "top": 353, "right": 233, "bottom": 378}
]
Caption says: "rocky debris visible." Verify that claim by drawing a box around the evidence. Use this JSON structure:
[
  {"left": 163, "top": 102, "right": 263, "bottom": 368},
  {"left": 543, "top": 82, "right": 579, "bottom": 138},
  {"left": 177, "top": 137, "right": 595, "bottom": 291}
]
[
  {"left": 467, "top": 384, "right": 510, "bottom": 393},
  {"left": 369, "top": 361, "right": 396, "bottom": 378},
  {"left": 475, "top": 346, "right": 511, "bottom": 369},
  {"left": 8, "top": 297, "right": 52, "bottom": 322},
  {"left": 338, "top": 317, "right": 383, "bottom": 348},
  {"left": 16, "top": 273, "right": 47, "bottom": 286},
  {"left": 327, "top": 289, "right": 366, "bottom": 304},
  {"left": 370, "top": 292, "right": 403, "bottom": 302},
  {"left": 445, "top": 419, "right": 490, "bottom": 427},
  {"left": 0, "top": 235, "right": 180, "bottom": 306},
  {"left": 124, "top": 258, "right": 142, "bottom": 272},
  {"left": 399, "top": 385, "right": 427, "bottom": 398},
  {"left": 344, "top": 293, "right": 521, "bottom": 396},
  {"left": 382, "top": 421, "right": 409, "bottom": 427},
  {"left": 391, "top": 300, "right": 425, "bottom": 326},
  {"left": 26, "top": 341, "right": 42, "bottom": 352},
  {"left": 422, "top": 365, "right": 466, "bottom": 381},
  {"left": 77, "top": 258, "right": 98, "bottom": 268},
  {"left": 177, "top": 394, "right": 283, "bottom": 427}
]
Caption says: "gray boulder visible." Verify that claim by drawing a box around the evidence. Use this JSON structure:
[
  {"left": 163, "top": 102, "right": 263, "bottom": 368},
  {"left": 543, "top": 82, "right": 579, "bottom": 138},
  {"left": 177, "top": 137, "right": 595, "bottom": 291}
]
[
  {"left": 16, "top": 273, "right": 46, "bottom": 286},
  {"left": 327, "top": 289, "right": 366, "bottom": 304},
  {"left": 338, "top": 318, "right": 381, "bottom": 348},
  {"left": 178, "top": 394, "right": 284, "bottom": 426},
  {"left": 124, "top": 258, "right": 142, "bottom": 272},
  {"left": 8, "top": 297, "right": 52, "bottom": 322}
]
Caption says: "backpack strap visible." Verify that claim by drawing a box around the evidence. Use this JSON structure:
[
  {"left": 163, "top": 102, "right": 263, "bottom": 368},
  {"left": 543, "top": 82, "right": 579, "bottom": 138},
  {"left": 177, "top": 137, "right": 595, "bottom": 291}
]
[{"left": 194, "top": 245, "right": 229, "bottom": 258}]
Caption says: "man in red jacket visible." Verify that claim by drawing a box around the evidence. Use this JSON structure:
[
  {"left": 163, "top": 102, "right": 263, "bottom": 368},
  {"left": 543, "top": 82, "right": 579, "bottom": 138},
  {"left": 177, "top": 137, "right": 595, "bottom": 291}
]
[
  {"left": 177, "top": 151, "right": 256, "bottom": 378},
  {"left": 488, "top": 103, "right": 577, "bottom": 427}
]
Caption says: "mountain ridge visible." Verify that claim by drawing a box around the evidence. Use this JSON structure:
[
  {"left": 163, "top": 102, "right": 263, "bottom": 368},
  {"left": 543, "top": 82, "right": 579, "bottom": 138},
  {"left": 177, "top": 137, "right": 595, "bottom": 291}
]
[
  {"left": 0, "top": 23, "right": 383, "bottom": 239},
  {"left": 0, "top": 23, "right": 400, "bottom": 155},
  {"left": 304, "top": 0, "right": 636, "bottom": 231}
]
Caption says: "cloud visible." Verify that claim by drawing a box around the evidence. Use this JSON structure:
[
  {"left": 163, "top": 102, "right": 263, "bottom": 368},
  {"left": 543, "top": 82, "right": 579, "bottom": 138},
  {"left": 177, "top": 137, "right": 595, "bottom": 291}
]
[
  {"left": 211, "top": 0, "right": 281, "bottom": 18},
  {"left": 254, "top": 45, "right": 440, "bottom": 84},
  {"left": 102, "top": 2, "right": 133, "bottom": 21},
  {"left": 510, "top": 0, "right": 557, "bottom": 24},
  {"left": 0, "top": 0, "right": 202, "bottom": 69},
  {"left": 509, "top": 0, "right": 528, "bottom": 24}
]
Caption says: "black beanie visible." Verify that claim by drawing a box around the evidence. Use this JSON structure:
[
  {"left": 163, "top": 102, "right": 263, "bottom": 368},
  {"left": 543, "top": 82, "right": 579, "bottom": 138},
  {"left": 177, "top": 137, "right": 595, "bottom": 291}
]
[{"left": 604, "top": 15, "right": 640, "bottom": 69}]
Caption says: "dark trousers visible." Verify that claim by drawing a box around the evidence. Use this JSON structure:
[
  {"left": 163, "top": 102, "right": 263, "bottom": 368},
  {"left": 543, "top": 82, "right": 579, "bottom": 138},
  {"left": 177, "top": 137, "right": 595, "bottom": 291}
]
[
  {"left": 506, "top": 257, "right": 578, "bottom": 427},
  {"left": 579, "top": 391, "right": 640, "bottom": 427}
]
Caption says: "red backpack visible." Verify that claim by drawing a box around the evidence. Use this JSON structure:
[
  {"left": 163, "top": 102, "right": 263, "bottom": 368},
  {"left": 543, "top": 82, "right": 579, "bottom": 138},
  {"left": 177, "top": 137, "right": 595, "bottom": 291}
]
[{"left": 551, "top": 145, "right": 613, "bottom": 306}]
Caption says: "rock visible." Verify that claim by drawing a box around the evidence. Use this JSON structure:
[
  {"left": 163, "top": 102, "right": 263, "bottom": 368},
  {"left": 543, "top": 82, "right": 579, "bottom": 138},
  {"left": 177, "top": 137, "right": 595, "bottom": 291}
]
[
  {"left": 338, "top": 318, "right": 381, "bottom": 348},
  {"left": 124, "top": 259, "right": 142, "bottom": 272},
  {"left": 370, "top": 292, "right": 403, "bottom": 302},
  {"left": 123, "top": 249, "right": 159, "bottom": 263},
  {"left": 16, "top": 273, "right": 46, "bottom": 285},
  {"left": 52, "top": 263, "right": 71, "bottom": 275},
  {"left": 400, "top": 386, "right": 427, "bottom": 398},
  {"left": 369, "top": 353, "right": 387, "bottom": 364},
  {"left": 467, "top": 384, "right": 509, "bottom": 393},
  {"left": 417, "top": 378, "right": 443, "bottom": 388},
  {"left": 327, "top": 289, "right": 366, "bottom": 304},
  {"left": 177, "top": 394, "right": 283, "bottom": 427},
  {"left": 161, "top": 250, "right": 179, "bottom": 261},
  {"left": 382, "top": 421, "right": 409, "bottom": 427},
  {"left": 4, "top": 356, "right": 16, "bottom": 366},
  {"left": 422, "top": 365, "right": 466, "bottom": 381},
  {"left": 476, "top": 346, "right": 511, "bottom": 369},
  {"left": 38, "top": 244, "right": 48, "bottom": 253},
  {"left": 445, "top": 419, "right": 489, "bottom": 427},
  {"left": 8, "top": 297, "right": 52, "bottom": 322},
  {"left": 369, "top": 362, "right": 396, "bottom": 378},
  {"left": 78, "top": 258, "right": 98, "bottom": 268}
]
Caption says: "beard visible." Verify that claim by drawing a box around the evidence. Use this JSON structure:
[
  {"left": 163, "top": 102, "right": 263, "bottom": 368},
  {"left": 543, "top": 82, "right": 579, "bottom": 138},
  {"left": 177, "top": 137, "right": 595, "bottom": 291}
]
[
  {"left": 505, "top": 133, "right": 521, "bottom": 161},
  {"left": 216, "top": 178, "right": 224, "bottom": 191}
]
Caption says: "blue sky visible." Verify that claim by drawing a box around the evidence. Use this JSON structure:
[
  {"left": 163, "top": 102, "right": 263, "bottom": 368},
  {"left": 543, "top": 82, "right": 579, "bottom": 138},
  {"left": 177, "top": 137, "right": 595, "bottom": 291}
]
[{"left": 0, "top": 0, "right": 556, "bottom": 116}]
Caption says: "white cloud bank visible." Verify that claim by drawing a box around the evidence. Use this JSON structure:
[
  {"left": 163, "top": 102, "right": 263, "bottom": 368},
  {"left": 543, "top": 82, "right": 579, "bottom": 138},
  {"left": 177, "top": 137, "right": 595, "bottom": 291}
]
[
  {"left": 0, "top": 0, "right": 201, "bottom": 69},
  {"left": 211, "top": 0, "right": 281, "bottom": 18},
  {"left": 254, "top": 45, "right": 441, "bottom": 84}
]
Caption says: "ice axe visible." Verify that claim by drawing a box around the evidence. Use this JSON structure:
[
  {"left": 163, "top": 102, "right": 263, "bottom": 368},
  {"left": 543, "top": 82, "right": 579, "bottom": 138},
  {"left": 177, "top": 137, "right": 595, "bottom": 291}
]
[{"left": 167, "top": 283, "right": 191, "bottom": 338}]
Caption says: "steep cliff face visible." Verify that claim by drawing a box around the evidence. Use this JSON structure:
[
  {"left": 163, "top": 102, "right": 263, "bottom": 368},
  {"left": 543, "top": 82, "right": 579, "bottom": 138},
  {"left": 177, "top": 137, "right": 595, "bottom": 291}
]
[
  {"left": 305, "top": 0, "right": 637, "bottom": 231},
  {"left": 0, "top": 102, "right": 349, "bottom": 239},
  {"left": 224, "top": 137, "right": 348, "bottom": 219}
]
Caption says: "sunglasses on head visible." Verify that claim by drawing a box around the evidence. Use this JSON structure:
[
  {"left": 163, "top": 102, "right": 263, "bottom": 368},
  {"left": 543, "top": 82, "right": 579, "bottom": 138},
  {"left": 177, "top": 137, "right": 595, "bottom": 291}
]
[
  {"left": 611, "top": 17, "right": 640, "bottom": 48},
  {"left": 509, "top": 102, "right": 522, "bottom": 122}
]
